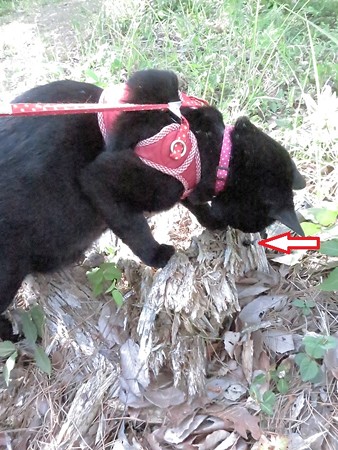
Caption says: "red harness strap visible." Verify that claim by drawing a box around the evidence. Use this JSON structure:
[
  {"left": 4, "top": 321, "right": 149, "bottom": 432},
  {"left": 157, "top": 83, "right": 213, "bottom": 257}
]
[
  {"left": 215, "top": 125, "right": 234, "bottom": 194},
  {"left": 98, "top": 85, "right": 205, "bottom": 199},
  {"left": 135, "top": 116, "right": 200, "bottom": 198},
  {"left": 97, "top": 84, "right": 130, "bottom": 141},
  {"left": 1, "top": 86, "right": 234, "bottom": 197}
]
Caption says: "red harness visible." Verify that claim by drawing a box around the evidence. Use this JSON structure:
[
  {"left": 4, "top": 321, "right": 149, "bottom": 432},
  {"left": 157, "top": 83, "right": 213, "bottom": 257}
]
[
  {"left": 98, "top": 85, "right": 206, "bottom": 199},
  {"left": 215, "top": 125, "right": 234, "bottom": 194},
  {"left": 1, "top": 87, "right": 233, "bottom": 196}
]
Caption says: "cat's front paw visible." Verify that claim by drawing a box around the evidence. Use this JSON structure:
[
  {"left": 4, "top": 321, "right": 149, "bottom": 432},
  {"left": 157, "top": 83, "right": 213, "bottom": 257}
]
[{"left": 150, "top": 244, "right": 175, "bottom": 268}]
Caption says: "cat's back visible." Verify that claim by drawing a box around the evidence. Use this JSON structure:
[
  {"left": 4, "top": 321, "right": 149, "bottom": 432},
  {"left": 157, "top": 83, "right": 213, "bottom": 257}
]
[
  {"left": 0, "top": 80, "right": 104, "bottom": 168},
  {"left": 0, "top": 80, "right": 104, "bottom": 187},
  {"left": 0, "top": 80, "right": 104, "bottom": 223}
]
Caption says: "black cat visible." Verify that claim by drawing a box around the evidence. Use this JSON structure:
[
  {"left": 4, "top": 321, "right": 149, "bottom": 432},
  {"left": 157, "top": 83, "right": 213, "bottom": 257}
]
[{"left": 0, "top": 69, "right": 305, "bottom": 333}]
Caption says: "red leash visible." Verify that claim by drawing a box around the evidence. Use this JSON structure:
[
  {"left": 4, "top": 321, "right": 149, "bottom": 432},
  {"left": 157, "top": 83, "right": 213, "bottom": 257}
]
[
  {"left": 0, "top": 95, "right": 208, "bottom": 118},
  {"left": 0, "top": 102, "right": 170, "bottom": 117}
]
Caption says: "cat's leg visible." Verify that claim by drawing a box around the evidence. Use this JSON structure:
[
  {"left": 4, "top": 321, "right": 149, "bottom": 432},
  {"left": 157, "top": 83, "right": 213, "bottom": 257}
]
[
  {"left": 0, "top": 263, "right": 26, "bottom": 340},
  {"left": 0, "top": 263, "right": 26, "bottom": 315},
  {"left": 79, "top": 155, "right": 175, "bottom": 268}
]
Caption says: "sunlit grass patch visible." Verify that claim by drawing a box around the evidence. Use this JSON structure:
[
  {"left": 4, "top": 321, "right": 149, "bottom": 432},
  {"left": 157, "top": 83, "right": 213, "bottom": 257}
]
[{"left": 72, "top": 0, "right": 337, "bottom": 125}]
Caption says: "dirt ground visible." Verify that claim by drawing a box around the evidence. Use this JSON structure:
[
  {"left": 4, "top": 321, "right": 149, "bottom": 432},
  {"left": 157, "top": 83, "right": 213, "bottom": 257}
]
[{"left": 0, "top": 0, "right": 98, "bottom": 100}]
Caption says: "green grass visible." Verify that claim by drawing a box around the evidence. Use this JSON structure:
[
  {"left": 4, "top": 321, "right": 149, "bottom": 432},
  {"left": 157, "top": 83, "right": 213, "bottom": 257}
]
[
  {"left": 0, "top": 0, "right": 61, "bottom": 14},
  {"left": 2, "top": 0, "right": 336, "bottom": 125},
  {"left": 72, "top": 0, "right": 337, "bottom": 124}
]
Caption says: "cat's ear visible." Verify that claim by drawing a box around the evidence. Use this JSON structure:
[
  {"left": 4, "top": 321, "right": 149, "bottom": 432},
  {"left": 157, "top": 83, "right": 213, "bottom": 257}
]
[
  {"left": 272, "top": 207, "right": 304, "bottom": 236},
  {"left": 234, "top": 116, "right": 252, "bottom": 131},
  {"left": 291, "top": 159, "right": 306, "bottom": 190}
]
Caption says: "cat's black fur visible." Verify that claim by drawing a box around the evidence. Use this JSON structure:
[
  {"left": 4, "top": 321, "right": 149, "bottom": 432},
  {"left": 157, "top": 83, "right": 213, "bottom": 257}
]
[{"left": 0, "top": 69, "right": 305, "bottom": 334}]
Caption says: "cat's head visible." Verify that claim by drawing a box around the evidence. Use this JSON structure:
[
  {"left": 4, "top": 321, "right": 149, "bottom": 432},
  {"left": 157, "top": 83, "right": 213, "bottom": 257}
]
[
  {"left": 210, "top": 117, "right": 306, "bottom": 235},
  {"left": 126, "top": 69, "right": 180, "bottom": 104}
]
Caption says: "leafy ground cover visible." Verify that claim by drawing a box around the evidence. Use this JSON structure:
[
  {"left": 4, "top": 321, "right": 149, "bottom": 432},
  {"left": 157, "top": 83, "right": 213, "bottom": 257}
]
[{"left": 0, "top": 0, "right": 337, "bottom": 448}]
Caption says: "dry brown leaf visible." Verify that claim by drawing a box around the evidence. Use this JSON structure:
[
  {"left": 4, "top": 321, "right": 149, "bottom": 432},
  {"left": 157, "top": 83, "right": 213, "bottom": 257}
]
[
  {"left": 289, "top": 392, "right": 305, "bottom": 420},
  {"left": 299, "top": 405, "right": 333, "bottom": 450},
  {"left": 213, "top": 432, "right": 240, "bottom": 450},
  {"left": 146, "top": 431, "right": 165, "bottom": 450},
  {"left": 238, "top": 295, "right": 288, "bottom": 326},
  {"left": 167, "top": 396, "right": 209, "bottom": 427},
  {"left": 206, "top": 378, "right": 231, "bottom": 401},
  {"left": 164, "top": 415, "right": 208, "bottom": 444},
  {"left": 257, "top": 350, "right": 271, "bottom": 373},
  {"left": 223, "top": 331, "right": 241, "bottom": 358},
  {"left": 197, "top": 430, "right": 232, "bottom": 450},
  {"left": 206, "top": 376, "right": 246, "bottom": 402},
  {"left": 213, "top": 406, "right": 261, "bottom": 440},
  {"left": 119, "top": 339, "right": 150, "bottom": 407},
  {"left": 144, "top": 386, "right": 185, "bottom": 408},
  {"left": 181, "top": 430, "right": 232, "bottom": 450},
  {"left": 193, "top": 416, "right": 227, "bottom": 435},
  {"left": 324, "top": 338, "right": 338, "bottom": 379},
  {"left": 51, "top": 350, "right": 64, "bottom": 370},
  {"left": 241, "top": 338, "right": 254, "bottom": 383},
  {"left": 252, "top": 330, "right": 265, "bottom": 371},
  {"left": 98, "top": 302, "right": 128, "bottom": 347},
  {"left": 113, "top": 424, "right": 144, "bottom": 450},
  {"left": 236, "top": 268, "right": 279, "bottom": 302},
  {"left": 237, "top": 284, "right": 270, "bottom": 299},
  {"left": 271, "top": 250, "right": 306, "bottom": 266},
  {"left": 262, "top": 329, "right": 295, "bottom": 354}
]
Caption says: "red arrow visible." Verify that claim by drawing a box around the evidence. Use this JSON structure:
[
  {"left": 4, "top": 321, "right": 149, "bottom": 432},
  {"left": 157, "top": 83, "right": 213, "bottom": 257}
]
[{"left": 258, "top": 231, "right": 320, "bottom": 254}]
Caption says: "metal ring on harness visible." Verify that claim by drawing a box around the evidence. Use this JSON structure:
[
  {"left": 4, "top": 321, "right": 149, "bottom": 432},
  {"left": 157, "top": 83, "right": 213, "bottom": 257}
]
[{"left": 170, "top": 139, "right": 187, "bottom": 160}]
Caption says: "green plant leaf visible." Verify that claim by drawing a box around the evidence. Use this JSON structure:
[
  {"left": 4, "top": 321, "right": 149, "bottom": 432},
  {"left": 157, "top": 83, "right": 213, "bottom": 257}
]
[
  {"left": 319, "top": 239, "right": 338, "bottom": 257},
  {"left": 299, "top": 356, "right": 320, "bottom": 382},
  {"left": 320, "top": 267, "right": 338, "bottom": 291},
  {"left": 260, "top": 390, "right": 276, "bottom": 416},
  {"left": 112, "top": 289, "right": 124, "bottom": 307},
  {"left": 3, "top": 351, "right": 17, "bottom": 386},
  {"left": 86, "top": 267, "right": 104, "bottom": 285},
  {"left": 292, "top": 298, "right": 316, "bottom": 315},
  {"left": 304, "top": 335, "right": 338, "bottom": 355},
  {"left": 0, "top": 341, "right": 17, "bottom": 358},
  {"left": 277, "top": 378, "right": 289, "bottom": 394},
  {"left": 21, "top": 311, "right": 38, "bottom": 344},
  {"left": 252, "top": 373, "right": 266, "bottom": 385},
  {"left": 295, "top": 352, "right": 321, "bottom": 382},
  {"left": 303, "top": 336, "right": 326, "bottom": 359},
  {"left": 294, "top": 352, "right": 307, "bottom": 366},
  {"left": 249, "top": 384, "right": 261, "bottom": 401},
  {"left": 102, "top": 263, "right": 122, "bottom": 281},
  {"left": 324, "top": 337, "right": 338, "bottom": 350},
  {"left": 84, "top": 68, "right": 100, "bottom": 83},
  {"left": 302, "top": 208, "right": 337, "bottom": 227},
  {"left": 34, "top": 346, "right": 52, "bottom": 376},
  {"left": 292, "top": 299, "right": 306, "bottom": 308},
  {"left": 92, "top": 283, "right": 105, "bottom": 297},
  {"left": 301, "top": 222, "right": 321, "bottom": 236},
  {"left": 30, "top": 305, "right": 45, "bottom": 338},
  {"left": 314, "top": 209, "right": 337, "bottom": 227},
  {"left": 105, "top": 281, "right": 116, "bottom": 293}
]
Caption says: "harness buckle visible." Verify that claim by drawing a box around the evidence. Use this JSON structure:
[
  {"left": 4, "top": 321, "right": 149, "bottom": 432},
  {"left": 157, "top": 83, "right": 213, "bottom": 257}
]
[{"left": 170, "top": 139, "right": 187, "bottom": 160}]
